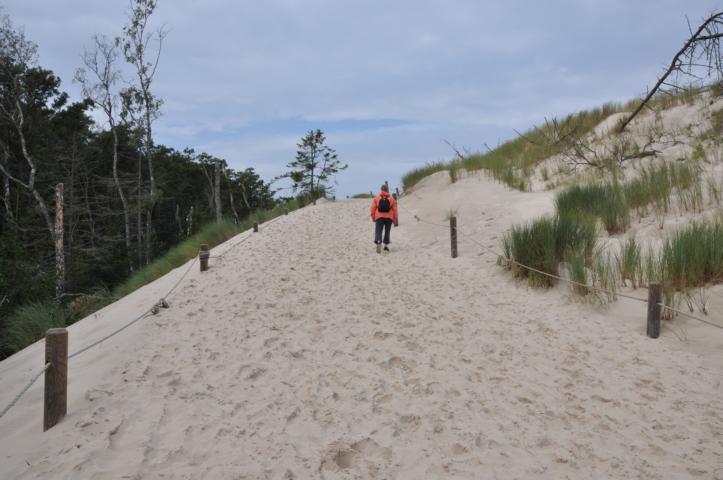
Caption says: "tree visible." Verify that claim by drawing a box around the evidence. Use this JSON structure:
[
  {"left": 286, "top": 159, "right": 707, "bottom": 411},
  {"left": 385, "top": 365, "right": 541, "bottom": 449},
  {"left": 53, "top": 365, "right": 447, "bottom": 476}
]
[
  {"left": 119, "top": 0, "right": 166, "bottom": 264},
  {"left": 619, "top": 11, "right": 723, "bottom": 131},
  {"left": 0, "top": 14, "right": 68, "bottom": 300},
  {"left": 76, "top": 34, "right": 134, "bottom": 273},
  {"left": 282, "top": 129, "right": 346, "bottom": 205}
]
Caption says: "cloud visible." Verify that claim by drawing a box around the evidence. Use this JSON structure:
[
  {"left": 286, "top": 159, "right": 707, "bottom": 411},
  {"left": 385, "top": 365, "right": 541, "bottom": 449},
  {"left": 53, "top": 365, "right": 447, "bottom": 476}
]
[{"left": 2, "top": 0, "right": 721, "bottom": 195}]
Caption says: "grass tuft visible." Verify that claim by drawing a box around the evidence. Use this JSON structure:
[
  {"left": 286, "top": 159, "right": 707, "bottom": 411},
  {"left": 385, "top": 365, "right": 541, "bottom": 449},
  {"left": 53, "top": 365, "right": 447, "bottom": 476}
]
[{"left": 503, "top": 215, "right": 597, "bottom": 287}]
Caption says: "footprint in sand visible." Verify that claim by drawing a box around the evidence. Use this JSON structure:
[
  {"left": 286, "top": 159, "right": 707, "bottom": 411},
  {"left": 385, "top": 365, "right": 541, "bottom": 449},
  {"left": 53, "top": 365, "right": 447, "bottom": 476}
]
[{"left": 320, "top": 438, "right": 392, "bottom": 477}]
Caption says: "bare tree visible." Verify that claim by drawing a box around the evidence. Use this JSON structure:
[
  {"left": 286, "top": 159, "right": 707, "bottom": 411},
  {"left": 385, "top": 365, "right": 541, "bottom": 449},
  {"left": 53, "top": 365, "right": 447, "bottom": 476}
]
[
  {"left": 0, "top": 15, "right": 63, "bottom": 298},
  {"left": 619, "top": 11, "right": 723, "bottom": 131},
  {"left": 76, "top": 34, "right": 134, "bottom": 273},
  {"left": 119, "top": 0, "right": 166, "bottom": 263},
  {"left": 0, "top": 17, "right": 53, "bottom": 233}
]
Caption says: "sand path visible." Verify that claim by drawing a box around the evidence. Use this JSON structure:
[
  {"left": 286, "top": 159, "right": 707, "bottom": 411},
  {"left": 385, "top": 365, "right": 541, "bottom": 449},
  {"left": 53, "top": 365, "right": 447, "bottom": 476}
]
[{"left": 1, "top": 173, "right": 722, "bottom": 479}]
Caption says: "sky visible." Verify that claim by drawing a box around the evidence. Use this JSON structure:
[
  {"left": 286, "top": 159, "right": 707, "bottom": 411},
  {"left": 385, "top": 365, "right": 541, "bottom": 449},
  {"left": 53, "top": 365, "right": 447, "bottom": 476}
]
[{"left": 2, "top": 0, "right": 722, "bottom": 197}]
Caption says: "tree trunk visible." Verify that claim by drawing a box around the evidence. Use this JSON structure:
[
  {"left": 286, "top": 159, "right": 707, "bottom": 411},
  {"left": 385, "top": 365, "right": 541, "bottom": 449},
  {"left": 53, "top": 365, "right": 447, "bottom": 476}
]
[
  {"left": 111, "top": 127, "right": 133, "bottom": 273},
  {"left": 54, "top": 183, "right": 64, "bottom": 303},
  {"left": 143, "top": 91, "right": 156, "bottom": 263},
  {"left": 82, "top": 175, "right": 96, "bottom": 250},
  {"left": 214, "top": 160, "right": 222, "bottom": 222},
  {"left": 186, "top": 205, "right": 194, "bottom": 236},
  {"left": 137, "top": 150, "right": 143, "bottom": 268},
  {"left": 1, "top": 163, "right": 10, "bottom": 218},
  {"left": 145, "top": 209, "right": 151, "bottom": 266},
  {"left": 225, "top": 170, "right": 240, "bottom": 224},
  {"left": 239, "top": 182, "right": 252, "bottom": 214},
  {"left": 175, "top": 203, "right": 183, "bottom": 235}
]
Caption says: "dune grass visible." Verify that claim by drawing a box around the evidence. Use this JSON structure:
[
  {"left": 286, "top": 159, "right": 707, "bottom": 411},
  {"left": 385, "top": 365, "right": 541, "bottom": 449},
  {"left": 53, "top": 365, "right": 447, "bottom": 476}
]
[
  {"left": 660, "top": 220, "right": 723, "bottom": 290},
  {"left": 554, "top": 160, "right": 702, "bottom": 235},
  {"left": 402, "top": 103, "right": 635, "bottom": 192},
  {"left": 502, "top": 215, "right": 597, "bottom": 287},
  {"left": 402, "top": 161, "right": 448, "bottom": 191},
  {"left": 555, "top": 183, "right": 630, "bottom": 234}
]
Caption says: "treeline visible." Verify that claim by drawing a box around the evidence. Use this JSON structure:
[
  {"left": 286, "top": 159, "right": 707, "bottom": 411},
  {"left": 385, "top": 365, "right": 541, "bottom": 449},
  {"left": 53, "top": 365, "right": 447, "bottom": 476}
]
[{"left": 0, "top": 4, "right": 284, "bottom": 357}]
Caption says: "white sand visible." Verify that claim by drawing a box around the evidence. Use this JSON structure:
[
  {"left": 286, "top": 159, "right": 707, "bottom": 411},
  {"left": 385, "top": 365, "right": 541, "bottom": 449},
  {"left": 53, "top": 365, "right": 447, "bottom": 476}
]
[{"left": 1, "top": 171, "right": 722, "bottom": 479}]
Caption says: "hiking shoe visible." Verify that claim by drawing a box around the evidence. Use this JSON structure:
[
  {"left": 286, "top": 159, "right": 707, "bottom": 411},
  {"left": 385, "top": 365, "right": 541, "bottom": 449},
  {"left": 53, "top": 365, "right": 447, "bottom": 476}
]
[
  {"left": 383, "top": 246, "right": 390, "bottom": 252},
  {"left": 376, "top": 244, "right": 382, "bottom": 254}
]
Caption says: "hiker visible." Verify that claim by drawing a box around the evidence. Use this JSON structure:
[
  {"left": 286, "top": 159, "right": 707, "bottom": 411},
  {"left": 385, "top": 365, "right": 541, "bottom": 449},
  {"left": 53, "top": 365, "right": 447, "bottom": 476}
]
[{"left": 370, "top": 184, "right": 399, "bottom": 253}]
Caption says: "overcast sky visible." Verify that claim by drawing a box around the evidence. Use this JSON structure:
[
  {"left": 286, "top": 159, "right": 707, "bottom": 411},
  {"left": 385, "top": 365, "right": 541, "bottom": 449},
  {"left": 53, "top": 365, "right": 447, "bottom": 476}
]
[{"left": 2, "top": 1, "right": 721, "bottom": 196}]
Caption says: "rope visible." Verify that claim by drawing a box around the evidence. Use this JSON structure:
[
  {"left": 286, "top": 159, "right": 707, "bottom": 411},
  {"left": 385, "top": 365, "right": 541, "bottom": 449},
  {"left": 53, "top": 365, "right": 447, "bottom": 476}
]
[
  {"left": 0, "top": 363, "right": 50, "bottom": 421},
  {"left": 398, "top": 200, "right": 723, "bottom": 328},
  {"left": 212, "top": 214, "right": 285, "bottom": 260},
  {"left": 0, "top": 255, "right": 200, "bottom": 422},
  {"left": 398, "top": 202, "right": 649, "bottom": 304},
  {"left": 658, "top": 303, "right": 723, "bottom": 330},
  {"left": 0, "top": 209, "right": 291, "bottom": 422}
]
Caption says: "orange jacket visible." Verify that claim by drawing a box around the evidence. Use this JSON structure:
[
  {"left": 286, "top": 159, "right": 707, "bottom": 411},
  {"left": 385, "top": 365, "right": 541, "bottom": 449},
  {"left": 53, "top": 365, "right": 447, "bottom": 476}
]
[{"left": 370, "top": 192, "right": 398, "bottom": 223}]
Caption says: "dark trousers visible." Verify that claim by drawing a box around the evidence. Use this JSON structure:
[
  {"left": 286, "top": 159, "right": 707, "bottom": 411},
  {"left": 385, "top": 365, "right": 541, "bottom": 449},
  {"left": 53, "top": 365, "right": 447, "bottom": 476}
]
[{"left": 375, "top": 218, "right": 392, "bottom": 245}]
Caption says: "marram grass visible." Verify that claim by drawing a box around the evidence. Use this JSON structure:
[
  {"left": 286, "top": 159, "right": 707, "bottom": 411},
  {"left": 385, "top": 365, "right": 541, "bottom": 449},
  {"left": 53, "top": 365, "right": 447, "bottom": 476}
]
[{"left": 502, "top": 215, "right": 597, "bottom": 287}]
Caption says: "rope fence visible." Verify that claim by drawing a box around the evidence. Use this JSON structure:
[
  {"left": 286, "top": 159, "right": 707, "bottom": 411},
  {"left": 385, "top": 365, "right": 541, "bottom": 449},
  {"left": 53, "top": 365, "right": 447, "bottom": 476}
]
[
  {"left": 2, "top": 197, "right": 720, "bottom": 431},
  {"left": 397, "top": 199, "right": 723, "bottom": 333},
  {"left": 0, "top": 211, "right": 287, "bottom": 428}
]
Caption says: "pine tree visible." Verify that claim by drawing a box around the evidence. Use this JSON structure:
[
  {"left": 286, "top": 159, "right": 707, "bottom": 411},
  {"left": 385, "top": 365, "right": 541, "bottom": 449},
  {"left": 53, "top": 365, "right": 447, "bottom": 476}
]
[{"left": 283, "top": 129, "right": 347, "bottom": 205}]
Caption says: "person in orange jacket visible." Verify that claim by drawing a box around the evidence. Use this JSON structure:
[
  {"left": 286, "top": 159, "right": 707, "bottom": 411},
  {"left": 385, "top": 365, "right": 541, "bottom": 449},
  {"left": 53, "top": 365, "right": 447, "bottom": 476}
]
[{"left": 370, "top": 184, "right": 398, "bottom": 253}]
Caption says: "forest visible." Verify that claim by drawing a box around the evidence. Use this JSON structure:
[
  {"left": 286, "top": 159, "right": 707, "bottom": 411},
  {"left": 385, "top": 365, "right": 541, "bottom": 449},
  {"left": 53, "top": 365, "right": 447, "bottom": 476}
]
[{"left": 0, "top": 3, "right": 301, "bottom": 358}]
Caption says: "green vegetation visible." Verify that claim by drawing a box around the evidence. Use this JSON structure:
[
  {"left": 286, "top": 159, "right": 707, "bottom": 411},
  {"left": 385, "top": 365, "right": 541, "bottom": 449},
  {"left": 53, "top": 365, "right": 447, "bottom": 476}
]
[
  {"left": 402, "top": 161, "right": 447, "bottom": 191},
  {"left": 0, "top": 199, "right": 305, "bottom": 360},
  {"left": 616, "top": 237, "right": 642, "bottom": 288},
  {"left": 114, "top": 200, "right": 301, "bottom": 299},
  {"left": 502, "top": 215, "right": 597, "bottom": 287},
  {"left": 403, "top": 102, "right": 633, "bottom": 191},
  {"left": 0, "top": 302, "right": 66, "bottom": 358},
  {"left": 661, "top": 220, "right": 723, "bottom": 290},
  {"left": 556, "top": 183, "right": 629, "bottom": 234},
  {"left": 554, "top": 161, "right": 701, "bottom": 234}
]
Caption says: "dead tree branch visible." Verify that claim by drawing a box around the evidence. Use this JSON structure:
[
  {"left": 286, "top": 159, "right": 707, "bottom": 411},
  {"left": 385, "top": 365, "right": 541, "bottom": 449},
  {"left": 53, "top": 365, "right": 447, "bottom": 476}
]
[{"left": 619, "top": 12, "right": 723, "bottom": 132}]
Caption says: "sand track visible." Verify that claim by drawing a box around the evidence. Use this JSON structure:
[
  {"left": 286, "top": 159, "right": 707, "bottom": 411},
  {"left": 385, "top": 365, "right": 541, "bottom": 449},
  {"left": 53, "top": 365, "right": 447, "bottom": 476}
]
[{"left": 1, "top": 173, "right": 722, "bottom": 479}]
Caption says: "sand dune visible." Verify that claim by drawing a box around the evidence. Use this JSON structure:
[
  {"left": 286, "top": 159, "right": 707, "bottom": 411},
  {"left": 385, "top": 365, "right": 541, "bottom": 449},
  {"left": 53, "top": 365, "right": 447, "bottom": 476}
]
[{"left": 1, "top": 172, "right": 722, "bottom": 479}]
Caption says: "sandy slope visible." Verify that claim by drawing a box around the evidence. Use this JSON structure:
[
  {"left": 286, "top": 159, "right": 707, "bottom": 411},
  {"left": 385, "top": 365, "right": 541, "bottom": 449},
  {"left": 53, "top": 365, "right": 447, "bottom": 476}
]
[{"left": 1, "top": 172, "right": 722, "bottom": 479}]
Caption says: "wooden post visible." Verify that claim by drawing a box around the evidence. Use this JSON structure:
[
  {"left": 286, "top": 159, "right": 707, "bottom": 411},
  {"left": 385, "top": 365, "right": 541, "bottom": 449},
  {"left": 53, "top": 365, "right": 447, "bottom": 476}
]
[
  {"left": 284, "top": 209, "right": 288, "bottom": 215},
  {"left": 44, "top": 328, "right": 68, "bottom": 431},
  {"left": 395, "top": 187, "right": 400, "bottom": 198},
  {"left": 647, "top": 283, "right": 662, "bottom": 339},
  {"left": 450, "top": 216, "right": 458, "bottom": 259},
  {"left": 199, "top": 244, "right": 210, "bottom": 272},
  {"left": 253, "top": 222, "right": 258, "bottom": 233}
]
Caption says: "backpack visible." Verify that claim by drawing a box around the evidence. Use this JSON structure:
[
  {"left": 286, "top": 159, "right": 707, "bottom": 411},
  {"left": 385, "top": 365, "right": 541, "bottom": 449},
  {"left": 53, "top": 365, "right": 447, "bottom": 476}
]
[{"left": 377, "top": 195, "right": 392, "bottom": 213}]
